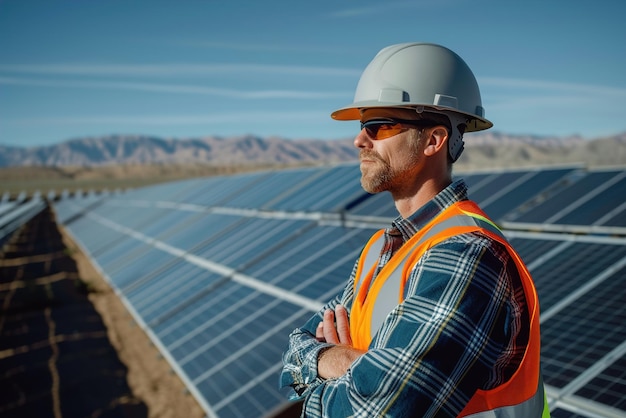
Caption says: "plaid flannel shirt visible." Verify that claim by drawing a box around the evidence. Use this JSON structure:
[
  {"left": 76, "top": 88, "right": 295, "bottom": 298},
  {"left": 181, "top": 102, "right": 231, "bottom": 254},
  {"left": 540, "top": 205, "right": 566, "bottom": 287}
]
[{"left": 280, "top": 180, "right": 529, "bottom": 417}]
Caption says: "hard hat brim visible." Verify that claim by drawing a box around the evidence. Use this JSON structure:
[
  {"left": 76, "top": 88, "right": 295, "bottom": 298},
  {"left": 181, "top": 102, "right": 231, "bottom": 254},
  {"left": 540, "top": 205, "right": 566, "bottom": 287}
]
[{"left": 331, "top": 102, "right": 493, "bottom": 132}]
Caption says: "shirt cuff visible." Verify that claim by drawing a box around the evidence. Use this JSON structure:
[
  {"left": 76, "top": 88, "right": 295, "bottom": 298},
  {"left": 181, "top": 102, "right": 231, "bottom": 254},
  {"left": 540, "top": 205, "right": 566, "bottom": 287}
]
[{"left": 281, "top": 342, "right": 333, "bottom": 399}]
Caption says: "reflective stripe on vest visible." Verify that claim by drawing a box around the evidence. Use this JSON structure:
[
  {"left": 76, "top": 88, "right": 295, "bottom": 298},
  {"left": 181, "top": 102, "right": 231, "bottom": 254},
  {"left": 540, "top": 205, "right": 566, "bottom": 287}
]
[
  {"left": 464, "top": 373, "right": 550, "bottom": 418},
  {"left": 350, "top": 200, "right": 550, "bottom": 418}
]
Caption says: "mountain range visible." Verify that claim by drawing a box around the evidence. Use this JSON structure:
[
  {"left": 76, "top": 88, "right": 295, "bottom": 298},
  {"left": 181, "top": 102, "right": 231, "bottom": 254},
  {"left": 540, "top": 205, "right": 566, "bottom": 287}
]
[{"left": 1, "top": 132, "right": 624, "bottom": 169}]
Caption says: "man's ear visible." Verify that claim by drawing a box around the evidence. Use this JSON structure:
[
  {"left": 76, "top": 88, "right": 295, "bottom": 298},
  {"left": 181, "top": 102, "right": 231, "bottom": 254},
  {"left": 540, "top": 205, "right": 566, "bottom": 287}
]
[{"left": 423, "top": 126, "right": 449, "bottom": 157}]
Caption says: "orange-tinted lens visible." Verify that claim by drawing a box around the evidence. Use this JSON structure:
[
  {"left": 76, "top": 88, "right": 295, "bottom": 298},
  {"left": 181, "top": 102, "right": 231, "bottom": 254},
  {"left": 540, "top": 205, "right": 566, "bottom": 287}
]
[
  {"left": 363, "top": 122, "right": 407, "bottom": 140},
  {"left": 374, "top": 123, "right": 406, "bottom": 139}
]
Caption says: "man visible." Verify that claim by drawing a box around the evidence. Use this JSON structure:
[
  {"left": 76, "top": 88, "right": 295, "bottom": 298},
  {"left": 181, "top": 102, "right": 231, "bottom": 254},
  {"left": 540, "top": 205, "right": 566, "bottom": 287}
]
[{"left": 280, "top": 43, "right": 549, "bottom": 417}]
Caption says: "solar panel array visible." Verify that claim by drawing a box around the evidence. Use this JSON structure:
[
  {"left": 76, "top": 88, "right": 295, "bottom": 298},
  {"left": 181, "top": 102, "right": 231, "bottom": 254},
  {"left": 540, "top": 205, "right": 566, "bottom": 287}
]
[
  {"left": 0, "top": 191, "right": 47, "bottom": 248},
  {"left": 52, "top": 163, "right": 626, "bottom": 418}
]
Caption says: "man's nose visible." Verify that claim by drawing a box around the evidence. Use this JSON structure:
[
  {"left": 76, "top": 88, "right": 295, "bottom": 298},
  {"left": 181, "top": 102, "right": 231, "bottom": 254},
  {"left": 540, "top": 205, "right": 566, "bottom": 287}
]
[{"left": 354, "top": 128, "right": 373, "bottom": 149}]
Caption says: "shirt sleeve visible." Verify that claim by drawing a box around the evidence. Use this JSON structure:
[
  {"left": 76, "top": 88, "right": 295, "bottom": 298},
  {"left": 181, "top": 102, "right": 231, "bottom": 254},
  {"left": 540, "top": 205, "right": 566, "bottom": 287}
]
[
  {"left": 298, "top": 233, "right": 528, "bottom": 418},
  {"left": 280, "top": 263, "right": 358, "bottom": 399},
  {"left": 279, "top": 299, "right": 336, "bottom": 400}
]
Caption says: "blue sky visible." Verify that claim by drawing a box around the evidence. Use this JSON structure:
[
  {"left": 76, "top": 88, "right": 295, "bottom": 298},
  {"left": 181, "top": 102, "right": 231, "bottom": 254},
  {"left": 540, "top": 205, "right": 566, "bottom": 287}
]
[{"left": 1, "top": 0, "right": 625, "bottom": 147}]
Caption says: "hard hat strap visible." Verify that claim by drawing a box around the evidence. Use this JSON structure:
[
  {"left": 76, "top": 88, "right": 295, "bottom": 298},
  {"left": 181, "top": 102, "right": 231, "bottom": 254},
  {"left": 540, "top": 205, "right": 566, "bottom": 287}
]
[
  {"left": 448, "top": 113, "right": 467, "bottom": 162},
  {"left": 413, "top": 109, "right": 467, "bottom": 162}
]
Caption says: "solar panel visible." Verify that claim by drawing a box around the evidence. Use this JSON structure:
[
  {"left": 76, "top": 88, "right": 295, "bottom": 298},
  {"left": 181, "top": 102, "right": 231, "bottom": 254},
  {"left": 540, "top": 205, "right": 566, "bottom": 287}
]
[
  {"left": 270, "top": 164, "right": 364, "bottom": 212},
  {"left": 226, "top": 168, "right": 317, "bottom": 209},
  {"left": 160, "top": 213, "right": 244, "bottom": 251},
  {"left": 346, "top": 191, "right": 395, "bottom": 217},
  {"left": 240, "top": 226, "right": 375, "bottom": 299},
  {"left": 454, "top": 172, "right": 493, "bottom": 189},
  {"left": 94, "top": 233, "right": 145, "bottom": 267},
  {"left": 127, "top": 260, "right": 205, "bottom": 320},
  {"left": 0, "top": 197, "right": 49, "bottom": 245},
  {"left": 0, "top": 200, "right": 17, "bottom": 217},
  {"left": 575, "top": 351, "right": 626, "bottom": 412},
  {"left": 51, "top": 163, "right": 626, "bottom": 418},
  {"left": 507, "top": 236, "right": 566, "bottom": 266},
  {"left": 124, "top": 207, "right": 201, "bottom": 238},
  {"left": 549, "top": 408, "right": 598, "bottom": 418},
  {"left": 192, "top": 218, "right": 307, "bottom": 268},
  {"left": 184, "top": 172, "right": 272, "bottom": 207},
  {"left": 510, "top": 170, "right": 623, "bottom": 224},
  {"left": 63, "top": 216, "right": 126, "bottom": 255},
  {"left": 481, "top": 167, "right": 575, "bottom": 221},
  {"left": 467, "top": 170, "right": 530, "bottom": 203},
  {"left": 599, "top": 206, "right": 626, "bottom": 227},
  {"left": 110, "top": 249, "right": 181, "bottom": 289},
  {"left": 541, "top": 265, "right": 626, "bottom": 390},
  {"left": 555, "top": 175, "right": 626, "bottom": 225},
  {"left": 528, "top": 241, "right": 626, "bottom": 312}
]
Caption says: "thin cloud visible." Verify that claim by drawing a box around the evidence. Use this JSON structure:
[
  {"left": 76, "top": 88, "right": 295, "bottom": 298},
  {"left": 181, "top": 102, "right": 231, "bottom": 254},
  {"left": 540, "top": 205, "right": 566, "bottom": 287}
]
[
  {"left": 329, "top": 5, "right": 386, "bottom": 18},
  {"left": 172, "top": 40, "right": 300, "bottom": 52},
  {"left": 0, "top": 76, "right": 349, "bottom": 99},
  {"left": 329, "top": 1, "right": 453, "bottom": 18},
  {"left": 481, "top": 77, "right": 626, "bottom": 97},
  {"left": 486, "top": 95, "right": 593, "bottom": 111},
  {"left": 171, "top": 40, "right": 347, "bottom": 55},
  {"left": 0, "top": 63, "right": 359, "bottom": 78},
  {"left": 5, "top": 110, "right": 327, "bottom": 126},
  {"left": 480, "top": 76, "right": 626, "bottom": 118}
]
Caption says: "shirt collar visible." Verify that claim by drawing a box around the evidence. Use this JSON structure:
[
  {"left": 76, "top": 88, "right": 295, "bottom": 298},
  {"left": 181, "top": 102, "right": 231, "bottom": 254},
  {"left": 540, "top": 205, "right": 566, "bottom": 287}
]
[{"left": 390, "top": 179, "right": 469, "bottom": 241}]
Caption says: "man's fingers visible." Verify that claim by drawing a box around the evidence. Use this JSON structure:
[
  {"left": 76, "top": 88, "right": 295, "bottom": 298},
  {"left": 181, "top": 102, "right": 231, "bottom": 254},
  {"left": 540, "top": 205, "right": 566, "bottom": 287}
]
[
  {"left": 316, "top": 321, "right": 325, "bottom": 341},
  {"left": 319, "top": 306, "right": 352, "bottom": 346},
  {"left": 335, "top": 305, "right": 353, "bottom": 345},
  {"left": 323, "top": 309, "right": 339, "bottom": 344}
]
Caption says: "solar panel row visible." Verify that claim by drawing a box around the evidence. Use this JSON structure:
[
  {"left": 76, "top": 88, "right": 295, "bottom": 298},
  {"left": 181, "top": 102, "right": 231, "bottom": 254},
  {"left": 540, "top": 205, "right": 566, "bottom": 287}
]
[
  {"left": 0, "top": 195, "right": 47, "bottom": 247},
  {"left": 52, "top": 163, "right": 626, "bottom": 418}
]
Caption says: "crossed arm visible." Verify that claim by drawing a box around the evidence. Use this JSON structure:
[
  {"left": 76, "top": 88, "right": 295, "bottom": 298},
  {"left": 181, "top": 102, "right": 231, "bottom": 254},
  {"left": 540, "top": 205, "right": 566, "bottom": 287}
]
[{"left": 314, "top": 305, "right": 365, "bottom": 379}]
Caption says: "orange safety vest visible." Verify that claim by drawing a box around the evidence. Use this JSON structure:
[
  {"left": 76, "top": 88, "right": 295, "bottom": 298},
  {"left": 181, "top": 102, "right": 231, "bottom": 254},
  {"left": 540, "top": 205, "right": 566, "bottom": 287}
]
[{"left": 350, "top": 200, "right": 550, "bottom": 417}]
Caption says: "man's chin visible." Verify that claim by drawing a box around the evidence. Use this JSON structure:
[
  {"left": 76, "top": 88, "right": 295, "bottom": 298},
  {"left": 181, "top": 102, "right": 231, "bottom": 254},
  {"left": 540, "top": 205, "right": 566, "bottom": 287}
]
[{"left": 360, "top": 179, "right": 385, "bottom": 194}]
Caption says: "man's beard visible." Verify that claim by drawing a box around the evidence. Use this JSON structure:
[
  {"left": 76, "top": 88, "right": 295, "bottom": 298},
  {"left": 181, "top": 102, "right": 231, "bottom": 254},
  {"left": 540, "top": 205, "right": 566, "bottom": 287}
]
[
  {"left": 359, "top": 149, "right": 395, "bottom": 194},
  {"left": 359, "top": 136, "right": 424, "bottom": 195}
]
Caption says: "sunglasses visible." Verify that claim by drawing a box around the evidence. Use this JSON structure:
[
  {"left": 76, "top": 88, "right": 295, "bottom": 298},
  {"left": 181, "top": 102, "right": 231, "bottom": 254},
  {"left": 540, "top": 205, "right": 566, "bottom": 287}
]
[{"left": 360, "top": 118, "right": 433, "bottom": 140}]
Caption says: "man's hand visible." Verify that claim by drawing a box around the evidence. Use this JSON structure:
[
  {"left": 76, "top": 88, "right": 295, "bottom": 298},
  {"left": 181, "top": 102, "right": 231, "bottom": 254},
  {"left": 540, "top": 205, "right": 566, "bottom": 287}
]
[
  {"left": 316, "top": 304, "right": 353, "bottom": 345},
  {"left": 315, "top": 305, "right": 364, "bottom": 379}
]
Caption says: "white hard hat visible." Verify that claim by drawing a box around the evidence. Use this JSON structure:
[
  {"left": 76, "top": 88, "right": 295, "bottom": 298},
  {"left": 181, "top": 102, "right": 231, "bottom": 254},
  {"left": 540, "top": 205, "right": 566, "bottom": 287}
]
[{"left": 332, "top": 42, "right": 492, "bottom": 161}]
